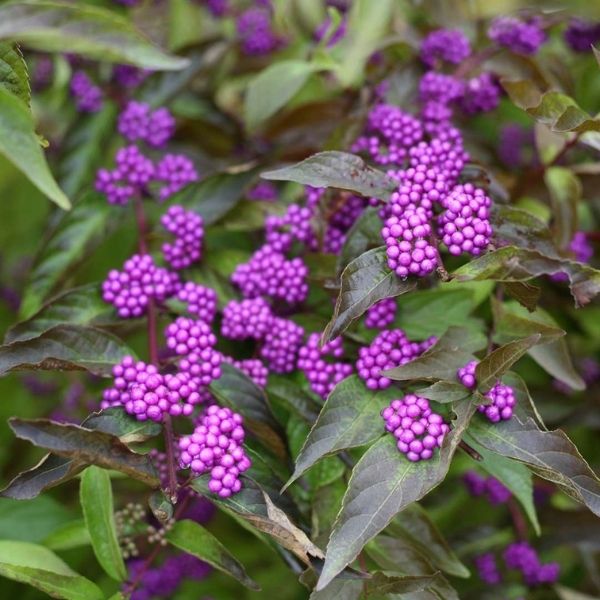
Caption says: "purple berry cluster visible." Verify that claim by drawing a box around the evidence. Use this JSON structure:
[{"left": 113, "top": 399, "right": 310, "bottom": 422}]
[
  {"left": 297, "top": 333, "right": 353, "bottom": 398},
  {"left": 178, "top": 405, "right": 252, "bottom": 497},
  {"left": 323, "top": 194, "right": 368, "bottom": 253},
  {"left": 420, "top": 28, "right": 471, "bottom": 67},
  {"left": 70, "top": 71, "right": 103, "bottom": 112},
  {"left": 248, "top": 181, "right": 277, "bottom": 202},
  {"left": 155, "top": 154, "right": 199, "bottom": 201},
  {"left": 102, "top": 254, "right": 180, "bottom": 318},
  {"left": 438, "top": 183, "right": 492, "bottom": 256},
  {"left": 459, "top": 73, "right": 501, "bottom": 115},
  {"left": 381, "top": 394, "right": 450, "bottom": 461},
  {"left": 223, "top": 356, "right": 269, "bottom": 389},
  {"left": 564, "top": 18, "right": 600, "bottom": 52},
  {"left": 260, "top": 316, "right": 305, "bottom": 374},
  {"left": 165, "top": 317, "right": 222, "bottom": 386},
  {"left": 231, "top": 245, "right": 309, "bottom": 305},
  {"left": 118, "top": 101, "right": 175, "bottom": 148},
  {"left": 112, "top": 64, "right": 150, "bottom": 89},
  {"left": 488, "top": 16, "right": 546, "bottom": 55},
  {"left": 365, "top": 298, "right": 397, "bottom": 330},
  {"left": 357, "top": 329, "right": 436, "bottom": 390},
  {"left": 457, "top": 360, "right": 517, "bottom": 422},
  {"left": 101, "top": 357, "right": 204, "bottom": 421},
  {"left": 474, "top": 553, "right": 502, "bottom": 585},
  {"left": 221, "top": 297, "right": 273, "bottom": 340},
  {"left": 503, "top": 542, "right": 560, "bottom": 586},
  {"left": 463, "top": 471, "right": 511, "bottom": 505},
  {"left": 236, "top": 8, "right": 281, "bottom": 55},
  {"left": 202, "top": 0, "right": 229, "bottom": 17},
  {"left": 95, "top": 145, "right": 155, "bottom": 205},
  {"left": 265, "top": 203, "right": 315, "bottom": 252},
  {"left": 176, "top": 282, "right": 217, "bottom": 323},
  {"left": 160, "top": 205, "right": 204, "bottom": 270}
]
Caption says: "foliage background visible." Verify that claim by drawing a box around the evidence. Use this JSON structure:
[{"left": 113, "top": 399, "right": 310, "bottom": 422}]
[{"left": 0, "top": 0, "right": 599, "bottom": 599}]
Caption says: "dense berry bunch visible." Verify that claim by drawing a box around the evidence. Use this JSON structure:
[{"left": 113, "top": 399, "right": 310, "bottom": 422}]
[
  {"left": 155, "top": 154, "right": 199, "bottom": 201},
  {"left": 323, "top": 194, "right": 367, "bottom": 253},
  {"left": 165, "top": 317, "right": 222, "bottom": 385},
  {"left": 101, "top": 357, "right": 203, "bottom": 420},
  {"left": 236, "top": 8, "right": 280, "bottom": 55},
  {"left": 221, "top": 297, "right": 272, "bottom": 340},
  {"left": 488, "top": 16, "right": 546, "bottom": 55},
  {"left": 160, "top": 205, "right": 204, "bottom": 269},
  {"left": 463, "top": 471, "right": 511, "bottom": 505},
  {"left": 178, "top": 405, "right": 251, "bottom": 497},
  {"left": 564, "top": 18, "right": 600, "bottom": 52},
  {"left": 96, "top": 145, "right": 155, "bottom": 205},
  {"left": 408, "top": 138, "right": 468, "bottom": 185},
  {"left": 481, "top": 383, "right": 516, "bottom": 423},
  {"left": 223, "top": 357, "right": 269, "bottom": 388},
  {"left": 248, "top": 181, "right": 277, "bottom": 201},
  {"left": 176, "top": 282, "right": 217, "bottom": 323},
  {"left": 352, "top": 104, "right": 424, "bottom": 165},
  {"left": 503, "top": 542, "right": 560, "bottom": 586},
  {"left": 382, "top": 210, "right": 438, "bottom": 278},
  {"left": 231, "top": 245, "right": 309, "bottom": 304},
  {"left": 297, "top": 333, "right": 353, "bottom": 398},
  {"left": 260, "top": 316, "right": 304, "bottom": 373},
  {"left": 459, "top": 73, "right": 501, "bottom": 114},
  {"left": 365, "top": 298, "right": 397, "bottom": 329},
  {"left": 70, "top": 71, "right": 103, "bottom": 112},
  {"left": 381, "top": 395, "right": 449, "bottom": 461},
  {"left": 112, "top": 64, "right": 150, "bottom": 88},
  {"left": 569, "top": 231, "right": 594, "bottom": 263},
  {"left": 118, "top": 101, "right": 175, "bottom": 148},
  {"left": 438, "top": 183, "right": 492, "bottom": 256},
  {"left": 265, "top": 203, "right": 315, "bottom": 252},
  {"left": 357, "top": 329, "right": 436, "bottom": 389},
  {"left": 418, "top": 72, "right": 464, "bottom": 104},
  {"left": 420, "top": 28, "right": 471, "bottom": 66},
  {"left": 102, "top": 254, "right": 179, "bottom": 318},
  {"left": 474, "top": 553, "right": 502, "bottom": 585}
]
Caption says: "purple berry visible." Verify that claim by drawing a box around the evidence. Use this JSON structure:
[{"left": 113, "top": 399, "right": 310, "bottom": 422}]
[
  {"left": 155, "top": 154, "right": 199, "bottom": 201},
  {"left": 420, "top": 29, "right": 471, "bottom": 67},
  {"left": 118, "top": 101, "right": 175, "bottom": 148},
  {"left": 176, "top": 282, "right": 217, "bottom": 323},
  {"left": 221, "top": 297, "right": 272, "bottom": 340},
  {"left": 365, "top": 298, "right": 397, "bottom": 330},
  {"left": 70, "top": 70, "right": 103, "bottom": 112},
  {"left": 488, "top": 16, "right": 546, "bottom": 55}
]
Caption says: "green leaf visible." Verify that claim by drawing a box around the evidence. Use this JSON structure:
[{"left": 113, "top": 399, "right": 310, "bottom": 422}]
[
  {"left": 210, "top": 362, "right": 286, "bottom": 459},
  {"left": 174, "top": 167, "right": 259, "bottom": 225},
  {"left": 262, "top": 151, "right": 397, "bottom": 201},
  {"left": 0, "top": 324, "right": 135, "bottom": 377},
  {"left": 503, "top": 79, "right": 600, "bottom": 133},
  {"left": 80, "top": 466, "right": 126, "bottom": 581},
  {"left": 0, "top": 86, "right": 69, "bottom": 209},
  {"left": 9, "top": 418, "right": 159, "bottom": 487},
  {"left": 43, "top": 520, "right": 90, "bottom": 551},
  {"left": 245, "top": 60, "right": 318, "bottom": 130},
  {"left": 334, "top": 0, "right": 395, "bottom": 87},
  {"left": 386, "top": 504, "right": 469, "bottom": 578},
  {"left": 464, "top": 438, "right": 540, "bottom": 535},
  {"left": 503, "top": 281, "right": 541, "bottom": 312},
  {"left": 0, "top": 540, "right": 102, "bottom": 599},
  {"left": 322, "top": 247, "right": 416, "bottom": 344},
  {"left": 266, "top": 374, "right": 321, "bottom": 424},
  {"left": 468, "top": 413, "right": 600, "bottom": 518},
  {"left": 148, "top": 491, "right": 173, "bottom": 525},
  {"left": 474, "top": 335, "right": 542, "bottom": 393},
  {"left": 415, "top": 381, "right": 471, "bottom": 404},
  {"left": 0, "top": 1, "right": 188, "bottom": 70},
  {"left": 529, "top": 342, "right": 586, "bottom": 391},
  {"left": 19, "top": 192, "right": 113, "bottom": 319},
  {"left": 0, "top": 42, "right": 30, "bottom": 106},
  {"left": 166, "top": 519, "right": 259, "bottom": 590},
  {"left": 383, "top": 326, "right": 486, "bottom": 383},
  {"left": 337, "top": 206, "right": 382, "bottom": 272},
  {"left": 82, "top": 408, "right": 162, "bottom": 444},
  {"left": 192, "top": 476, "right": 323, "bottom": 565},
  {"left": 316, "top": 398, "right": 477, "bottom": 590},
  {"left": 544, "top": 167, "right": 580, "bottom": 250},
  {"left": 453, "top": 245, "right": 600, "bottom": 308},
  {"left": 0, "top": 454, "right": 86, "bottom": 500},
  {"left": 6, "top": 284, "right": 115, "bottom": 343},
  {"left": 59, "top": 103, "right": 119, "bottom": 197},
  {"left": 285, "top": 375, "right": 394, "bottom": 489}
]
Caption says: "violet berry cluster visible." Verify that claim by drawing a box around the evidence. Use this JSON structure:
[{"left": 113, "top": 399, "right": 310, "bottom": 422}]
[
  {"left": 357, "top": 329, "right": 436, "bottom": 390},
  {"left": 503, "top": 542, "right": 560, "bottom": 586},
  {"left": 365, "top": 298, "right": 397, "bottom": 330},
  {"left": 463, "top": 471, "right": 511, "bottom": 505},
  {"left": 457, "top": 360, "right": 517, "bottom": 423},
  {"left": 236, "top": 7, "right": 281, "bottom": 55},
  {"left": 118, "top": 101, "right": 175, "bottom": 148},
  {"left": 297, "top": 333, "right": 353, "bottom": 398},
  {"left": 488, "top": 16, "right": 546, "bottom": 55},
  {"left": 381, "top": 395, "right": 450, "bottom": 462},
  {"left": 161, "top": 205, "right": 204, "bottom": 270},
  {"left": 178, "top": 405, "right": 252, "bottom": 498}
]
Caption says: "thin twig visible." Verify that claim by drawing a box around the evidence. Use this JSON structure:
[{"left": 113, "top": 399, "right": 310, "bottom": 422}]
[
  {"left": 459, "top": 440, "right": 483, "bottom": 461},
  {"left": 508, "top": 498, "right": 528, "bottom": 541}
]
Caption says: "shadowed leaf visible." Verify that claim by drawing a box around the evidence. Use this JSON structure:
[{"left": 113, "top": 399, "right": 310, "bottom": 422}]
[
  {"left": 262, "top": 151, "right": 397, "bottom": 201},
  {"left": 322, "top": 247, "right": 416, "bottom": 344},
  {"left": 166, "top": 519, "right": 259, "bottom": 590},
  {"left": 504, "top": 282, "right": 541, "bottom": 312},
  {"left": 81, "top": 408, "right": 162, "bottom": 444},
  {"left": 0, "top": 43, "right": 30, "bottom": 106},
  {"left": 415, "top": 381, "right": 471, "bottom": 404},
  {"left": 545, "top": 167, "right": 580, "bottom": 250}
]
